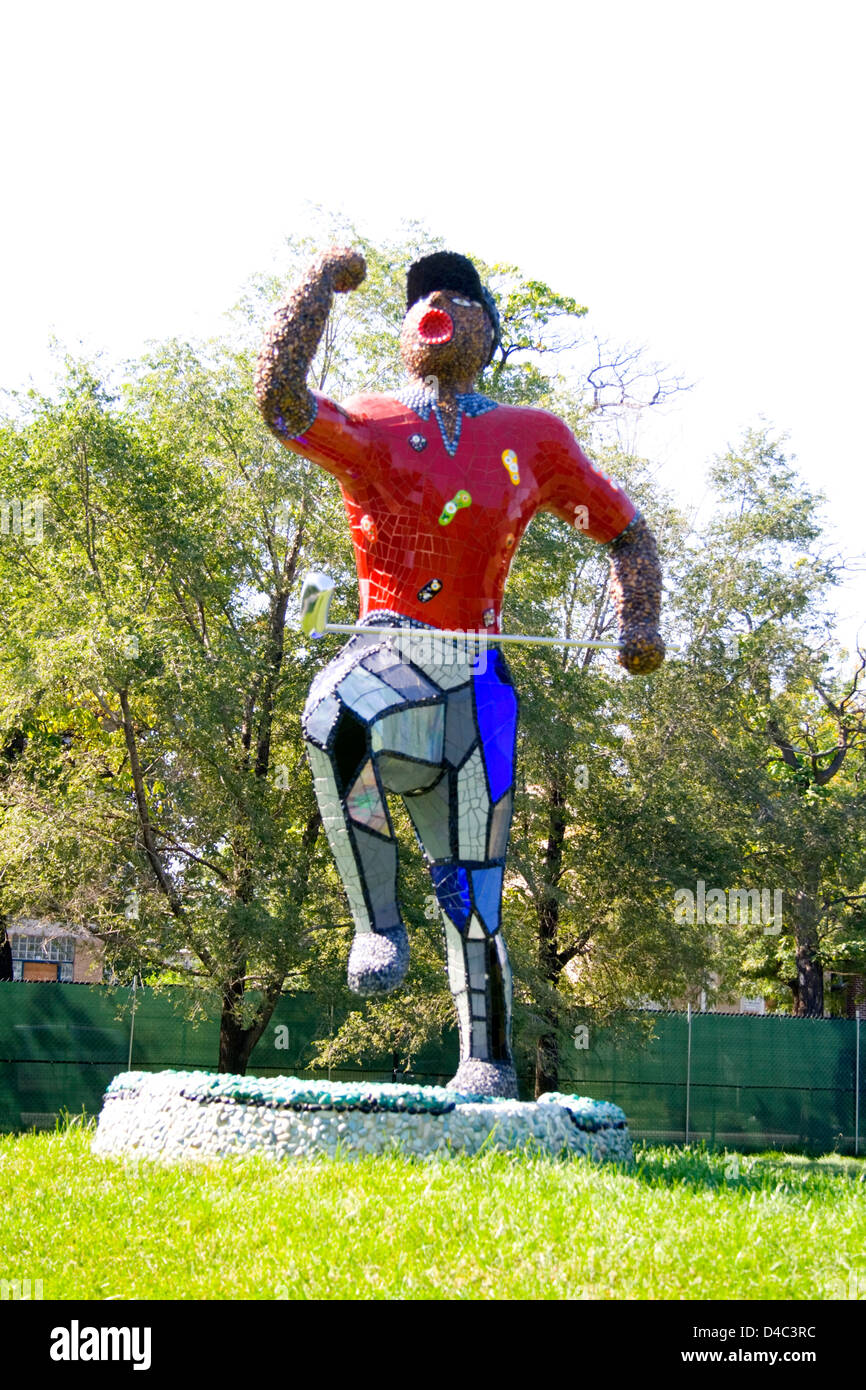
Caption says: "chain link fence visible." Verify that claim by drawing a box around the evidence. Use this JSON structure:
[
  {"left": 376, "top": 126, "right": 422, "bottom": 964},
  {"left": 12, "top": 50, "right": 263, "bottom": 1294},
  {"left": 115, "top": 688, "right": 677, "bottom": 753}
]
[
  {"left": 0, "top": 981, "right": 453, "bottom": 1133},
  {"left": 0, "top": 983, "right": 862, "bottom": 1153},
  {"left": 560, "top": 1006, "right": 863, "bottom": 1154}
]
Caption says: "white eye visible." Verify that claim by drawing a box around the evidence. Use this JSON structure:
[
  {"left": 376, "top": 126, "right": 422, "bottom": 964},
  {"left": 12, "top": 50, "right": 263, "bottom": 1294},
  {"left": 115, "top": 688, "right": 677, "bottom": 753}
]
[{"left": 450, "top": 296, "right": 478, "bottom": 308}]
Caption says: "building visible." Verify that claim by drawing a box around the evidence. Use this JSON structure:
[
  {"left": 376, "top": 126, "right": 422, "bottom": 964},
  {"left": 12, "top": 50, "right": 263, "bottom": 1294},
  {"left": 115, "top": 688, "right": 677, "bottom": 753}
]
[{"left": 5, "top": 918, "right": 104, "bottom": 983}]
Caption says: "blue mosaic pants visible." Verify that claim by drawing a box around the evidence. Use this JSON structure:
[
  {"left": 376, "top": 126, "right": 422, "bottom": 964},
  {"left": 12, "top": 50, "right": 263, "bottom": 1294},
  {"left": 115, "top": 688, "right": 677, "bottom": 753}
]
[{"left": 302, "top": 617, "right": 519, "bottom": 1068}]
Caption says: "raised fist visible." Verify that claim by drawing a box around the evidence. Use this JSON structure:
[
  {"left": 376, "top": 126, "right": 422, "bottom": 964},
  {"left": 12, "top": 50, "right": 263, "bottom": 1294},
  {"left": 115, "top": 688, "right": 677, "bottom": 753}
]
[
  {"left": 322, "top": 247, "right": 367, "bottom": 294},
  {"left": 618, "top": 626, "right": 666, "bottom": 675}
]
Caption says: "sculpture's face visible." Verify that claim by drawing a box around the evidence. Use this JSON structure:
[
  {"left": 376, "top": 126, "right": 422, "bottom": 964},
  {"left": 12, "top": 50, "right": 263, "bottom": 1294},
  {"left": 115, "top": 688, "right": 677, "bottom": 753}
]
[{"left": 399, "top": 288, "right": 495, "bottom": 388}]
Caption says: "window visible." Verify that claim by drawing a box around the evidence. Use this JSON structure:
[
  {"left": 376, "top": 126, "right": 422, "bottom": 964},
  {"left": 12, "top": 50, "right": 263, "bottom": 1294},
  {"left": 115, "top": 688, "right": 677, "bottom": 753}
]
[{"left": 10, "top": 933, "right": 75, "bottom": 982}]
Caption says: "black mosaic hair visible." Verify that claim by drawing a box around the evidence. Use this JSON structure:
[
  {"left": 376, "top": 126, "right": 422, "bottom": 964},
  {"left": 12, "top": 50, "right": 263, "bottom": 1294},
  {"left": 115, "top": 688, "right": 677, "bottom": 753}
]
[{"left": 407, "top": 252, "right": 501, "bottom": 362}]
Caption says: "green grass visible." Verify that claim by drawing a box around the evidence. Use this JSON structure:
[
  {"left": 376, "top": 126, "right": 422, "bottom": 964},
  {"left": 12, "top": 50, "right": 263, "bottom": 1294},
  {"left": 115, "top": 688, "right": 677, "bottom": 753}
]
[{"left": 1, "top": 1121, "right": 864, "bottom": 1299}]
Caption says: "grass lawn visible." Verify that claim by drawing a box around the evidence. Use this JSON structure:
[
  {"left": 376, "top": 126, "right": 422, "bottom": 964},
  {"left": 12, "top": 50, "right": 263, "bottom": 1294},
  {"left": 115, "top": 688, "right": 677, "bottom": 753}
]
[{"left": 1, "top": 1120, "right": 864, "bottom": 1300}]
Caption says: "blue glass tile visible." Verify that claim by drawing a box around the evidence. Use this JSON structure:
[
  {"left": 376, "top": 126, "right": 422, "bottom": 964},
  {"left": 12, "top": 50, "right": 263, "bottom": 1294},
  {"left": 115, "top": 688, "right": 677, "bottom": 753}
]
[
  {"left": 472, "top": 651, "right": 518, "bottom": 803},
  {"left": 346, "top": 759, "right": 391, "bottom": 836},
  {"left": 404, "top": 776, "right": 451, "bottom": 860},
  {"left": 362, "top": 647, "right": 402, "bottom": 675},
  {"left": 353, "top": 825, "right": 400, "bottom": 931},
  {"left": 487, "top": 789, "right": 512, "bottom": 858},
  {"left": 372, "top": 703, "right": 445, "bottom": 762},
  {"left": 337, "top": 667, "right": 403, "bottom": 721},
  {"left": 471, "top": 866, "right": 503, "bottom": 934},
  {"left": 444, "top": 684, "right": 477, "bottom": 766},
  {"left": 430, "top": 863, "right": 472, "bottom": 929},
  {"left": 377, "top": 753, "right": 440, "bottom": 795}
]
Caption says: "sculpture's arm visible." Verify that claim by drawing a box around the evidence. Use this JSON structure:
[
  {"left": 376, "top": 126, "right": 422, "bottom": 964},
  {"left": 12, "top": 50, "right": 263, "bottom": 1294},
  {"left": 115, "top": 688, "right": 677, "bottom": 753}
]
[
  {"left": 532, "top": 413, "right": 666, "bottom": 676},
  {"left": 608, "top": 514, "right": 666, "bottom": 674},
  {"left": 254, "top": 247, "right": 366, "bottom": 439}
]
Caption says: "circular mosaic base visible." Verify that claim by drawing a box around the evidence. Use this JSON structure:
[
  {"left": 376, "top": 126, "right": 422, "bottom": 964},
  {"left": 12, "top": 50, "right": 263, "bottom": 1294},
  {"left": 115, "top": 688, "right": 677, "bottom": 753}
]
[{"left": 92, "top": 1071, "right": 633, "bottom": 1164}]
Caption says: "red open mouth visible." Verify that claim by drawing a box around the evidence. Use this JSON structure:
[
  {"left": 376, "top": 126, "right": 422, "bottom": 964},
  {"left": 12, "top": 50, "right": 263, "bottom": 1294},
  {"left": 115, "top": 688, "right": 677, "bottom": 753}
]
[{"left": 417, "top": 308, "right": 453, "bottom": 344}]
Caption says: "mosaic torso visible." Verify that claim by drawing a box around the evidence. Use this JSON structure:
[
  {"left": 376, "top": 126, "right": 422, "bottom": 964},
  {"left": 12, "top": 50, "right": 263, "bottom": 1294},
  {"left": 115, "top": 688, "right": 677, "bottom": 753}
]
[{"left": 287, "top": 386, "right": 636, "bottom": 631}]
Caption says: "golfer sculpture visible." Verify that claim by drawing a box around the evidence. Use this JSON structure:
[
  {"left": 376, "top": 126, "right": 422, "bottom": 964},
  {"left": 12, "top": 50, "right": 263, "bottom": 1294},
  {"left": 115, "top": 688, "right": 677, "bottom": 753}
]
[{"left": 255, "top": 248, "right": 664, "bottom": 1098}]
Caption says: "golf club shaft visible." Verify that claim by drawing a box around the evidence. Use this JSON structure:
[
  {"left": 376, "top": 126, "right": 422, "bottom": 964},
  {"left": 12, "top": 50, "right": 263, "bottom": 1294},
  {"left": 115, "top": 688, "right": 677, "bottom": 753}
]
[{"left": 316, "top": 622, "right": 625, "bottom": 650}]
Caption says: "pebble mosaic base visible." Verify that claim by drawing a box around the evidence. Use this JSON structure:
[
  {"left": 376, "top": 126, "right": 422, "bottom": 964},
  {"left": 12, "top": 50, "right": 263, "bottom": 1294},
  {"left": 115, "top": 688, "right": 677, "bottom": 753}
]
[{"left": 92, "top": 1072, "right": 633, "bottom": 1165}]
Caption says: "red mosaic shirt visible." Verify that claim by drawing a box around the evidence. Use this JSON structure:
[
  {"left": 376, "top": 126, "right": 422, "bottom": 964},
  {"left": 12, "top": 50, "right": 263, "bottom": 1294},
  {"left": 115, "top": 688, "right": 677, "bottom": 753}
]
[{"left": 284, "top": 386, "right": 636, "bottom": 632}]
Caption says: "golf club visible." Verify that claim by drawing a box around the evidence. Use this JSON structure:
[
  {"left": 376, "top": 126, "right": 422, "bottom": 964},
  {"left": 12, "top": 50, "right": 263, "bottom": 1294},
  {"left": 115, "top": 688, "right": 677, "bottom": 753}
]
[{"left": 300, "top": 572, "right": 636, "bottom": 650}]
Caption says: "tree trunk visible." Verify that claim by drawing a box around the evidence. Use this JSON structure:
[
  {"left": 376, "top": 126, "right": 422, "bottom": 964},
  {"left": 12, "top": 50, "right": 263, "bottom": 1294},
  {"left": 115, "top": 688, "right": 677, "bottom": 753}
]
[
  {"left": 535, "top": 894, "right": 562, "bottom": 1096},
  {"left": 218, "top": 980, "right": 251, "bottom": 1074},
  {"left": 218, "top": 976, "right": 284, "bottom": 1075},
  {"left": 535, "top": 1025, "right": 559, "bottom": 1097},
  {"left": 791, "top": 887, "right": 824, "bottom": 1017},
  {"left": 794, "top": 938, "right": 824, "bottom": 1017},
  {"left": 218, "top": 809, "right": 321, "bottom": 1073},
  {"left": 534, "top": 774, "right": 567, "bottom": 1097}
]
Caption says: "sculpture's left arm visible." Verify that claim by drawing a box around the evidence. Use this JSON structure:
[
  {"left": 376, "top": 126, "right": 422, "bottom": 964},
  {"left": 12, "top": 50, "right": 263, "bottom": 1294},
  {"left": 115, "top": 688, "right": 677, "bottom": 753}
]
[{"left": 534, "top": 413, "right": 665, "bottom": 675}]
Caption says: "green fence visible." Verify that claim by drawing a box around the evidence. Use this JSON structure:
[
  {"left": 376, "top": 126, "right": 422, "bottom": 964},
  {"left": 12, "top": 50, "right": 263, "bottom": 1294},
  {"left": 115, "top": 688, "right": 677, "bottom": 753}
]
[
  {"left": 0, "top": 984, "right": 862, "bottom": 1153},
  {"left": 558, "top": 1008, "right": 863, "bottom": 1154},
  {"left": 0, "top": 982, "right": 457, "bottom": 1134}
]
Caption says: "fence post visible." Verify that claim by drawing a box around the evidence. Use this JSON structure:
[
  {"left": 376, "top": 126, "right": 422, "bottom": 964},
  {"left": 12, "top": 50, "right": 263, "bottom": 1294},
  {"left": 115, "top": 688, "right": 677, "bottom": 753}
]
[
  {"left": 856, "top": 1008, "right": 861, "bottom": 1158},
  {"left": 127, "top": 975, "right": 138, "bottom": 1071},
  {"left": 685, "top": 1003, "right": 692, "bottom": 1145}
]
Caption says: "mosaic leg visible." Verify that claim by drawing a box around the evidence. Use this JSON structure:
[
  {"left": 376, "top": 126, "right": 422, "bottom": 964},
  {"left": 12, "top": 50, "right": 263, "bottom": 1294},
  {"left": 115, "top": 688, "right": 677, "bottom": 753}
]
[
  {"left": 406, "top": 649, "right": 521, "bottom": 1097},
  {"left": 442, "top": 919, "right": 515, "bottom": 1076},
  {"left": 303, "top": 653, "right": 411, "bottom": 996}
]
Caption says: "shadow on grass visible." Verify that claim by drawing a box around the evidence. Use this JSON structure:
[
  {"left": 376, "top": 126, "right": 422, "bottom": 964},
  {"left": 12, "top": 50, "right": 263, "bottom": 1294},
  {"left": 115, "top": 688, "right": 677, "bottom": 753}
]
[{"left": 630, "top": 1141, "right": 866, "bottom": 1192}]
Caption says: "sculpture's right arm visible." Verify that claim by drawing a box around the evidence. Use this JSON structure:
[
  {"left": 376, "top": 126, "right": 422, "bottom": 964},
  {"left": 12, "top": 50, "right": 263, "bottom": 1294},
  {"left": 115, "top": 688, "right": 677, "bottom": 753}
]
[{"left": 254, "top": 247, "right": 366, "bottom": 439}]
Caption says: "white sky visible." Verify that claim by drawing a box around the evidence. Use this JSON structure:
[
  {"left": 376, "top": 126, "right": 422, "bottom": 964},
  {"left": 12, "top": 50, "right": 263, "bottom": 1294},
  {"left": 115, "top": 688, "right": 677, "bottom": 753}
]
[{"left": 2, "top": 0, "right": 863, "bottom": 653}]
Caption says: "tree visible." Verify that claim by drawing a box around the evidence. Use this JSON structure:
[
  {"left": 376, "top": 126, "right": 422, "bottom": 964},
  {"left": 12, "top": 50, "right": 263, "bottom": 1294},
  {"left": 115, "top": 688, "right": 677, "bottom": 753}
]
[
  {"left": 660, "top": 427, "right": 866, "bottom": 1016},
  {"left": 0, "top": 221, "right": 456, "bottom": 1073},
  {"left": 500, "top": 455, "right": 719, "bottom": 1093},
  {"left": 0, "top": 352, "right": 334, "bottom": 1069}
]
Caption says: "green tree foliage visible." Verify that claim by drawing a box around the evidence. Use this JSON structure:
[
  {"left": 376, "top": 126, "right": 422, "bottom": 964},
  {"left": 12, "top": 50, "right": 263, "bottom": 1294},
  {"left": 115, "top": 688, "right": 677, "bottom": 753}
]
[
  {"left": 0, "top": 351, "right": 337, "bottom": 1069},
  {"left": 660, "top": 428, "right": 866, "bottom": 1016}
]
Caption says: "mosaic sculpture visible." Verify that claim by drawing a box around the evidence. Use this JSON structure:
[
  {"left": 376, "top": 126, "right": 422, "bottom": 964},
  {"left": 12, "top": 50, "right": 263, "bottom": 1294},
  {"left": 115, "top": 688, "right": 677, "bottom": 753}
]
[{"left": 255, "top": 249, "right": 664, "bottom": 1099}]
